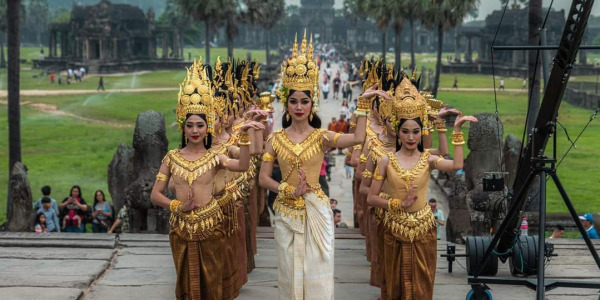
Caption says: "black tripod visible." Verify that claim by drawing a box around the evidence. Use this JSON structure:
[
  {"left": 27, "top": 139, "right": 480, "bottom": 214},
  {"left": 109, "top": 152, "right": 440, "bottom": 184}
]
[{"left": 468, "top": 121, "right": 600, "bottom": 300}]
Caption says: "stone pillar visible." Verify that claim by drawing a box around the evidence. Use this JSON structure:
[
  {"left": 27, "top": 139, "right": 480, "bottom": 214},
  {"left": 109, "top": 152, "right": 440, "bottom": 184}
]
[
  {"left": 162, "top": 33, "right": 168, "bottom": 59},
  {"left": 465, "top": 36, "right": 473, "bottom": 63},
  {"left": 454, "top": 32, "right": 461, "bottom": 63},
  {"left": 113, "top": 38, "right": 118, "bottom": 59},
  {"left": 84, "top": 39, "right": 89, "bottom": 60},
  {"left": 60, "top": 32, "right": 66, "bottom": 58},
  {"left": 173, "top": 32, "right": 180, "bottom": 59},
  {"left": 48, "top": 31, "right": 54, "bottom": 58},
  {"left": 99, "top": 39, "right": 104, "bottom": 60},
  {"left": 478, "top": 37, "right": 485, "bottom": 62}
]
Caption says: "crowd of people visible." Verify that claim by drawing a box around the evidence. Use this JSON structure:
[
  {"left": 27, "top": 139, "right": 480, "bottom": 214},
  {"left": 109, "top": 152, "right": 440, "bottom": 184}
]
[{"left": 32, "top": 185, "right": 129, "bottom": 234}]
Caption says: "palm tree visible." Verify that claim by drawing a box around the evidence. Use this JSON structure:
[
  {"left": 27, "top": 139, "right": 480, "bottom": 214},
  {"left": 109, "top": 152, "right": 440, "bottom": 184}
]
[
  {"left": 176, "top": 0, "right": 223, "bottom": 64},
  {"left": 360, "top": 0, "right": 391, "bottom": 64},
  {"left": 7, "top": 0, "right": 22, "bottom": 220},
  {"left": 421, "top": 0, "right": 478, "bottom": 97},
  {"left": 243, "top": 0, "right": 284, "bottom": 67},
  {"left": 160, "top": 0, "right": 192, "bottom": 59},
  {"left": 405, "top": 1, "right": 427, "bottom": 69},
  {"left": 386, "top": 0, "right": 408, "bottom": 67},
  {"left": 0, "top": 0, "right": 6, "bottom": 68}
]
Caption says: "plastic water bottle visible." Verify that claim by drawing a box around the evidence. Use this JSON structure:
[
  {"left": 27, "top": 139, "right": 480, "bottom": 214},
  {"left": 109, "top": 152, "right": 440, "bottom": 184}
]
[{"left": 521, "top": 217, "right": 529, "bottom": 236}]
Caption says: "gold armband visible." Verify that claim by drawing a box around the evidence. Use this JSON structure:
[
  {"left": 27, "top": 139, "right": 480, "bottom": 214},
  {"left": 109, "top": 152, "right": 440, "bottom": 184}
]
[
  {"left": 353, "top": 109, "right": 368, "bottom": 117},
  {"left": 262, "top": 152, "right": 276, "bottom": 162},
  {"left": 373, "top": 166, "right": 384, "bottom": 181},
  {"left": 170, "top": 200, "right": 183, "bottom": 213},
  {"left": 238, "top": 132, "right": 251, "bottom": 146},
  {"left": 332, "top": 132, "right": 342, "bottom": 148},
  {"left": 156, "top": 172, "right": 169, "bottom": 182},
  {"left": 451, "top": 131, "right": 465, "bottom": 146},
  {"left": 359, "top": 153, "right": 368, "bottom": 163},
  {"left": 362, "top": 169, "right": 373, "bottom": 179},
  {"left": 354, "top": 144, "right": 363, "bottom": 150},
  {"left": 349, "top": 121, "right": 357, "bottom": 128}
]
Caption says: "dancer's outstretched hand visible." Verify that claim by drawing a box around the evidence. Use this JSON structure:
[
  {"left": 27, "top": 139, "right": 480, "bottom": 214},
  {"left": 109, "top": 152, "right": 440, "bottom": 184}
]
[
  {"left": 361, "top": 83, "right": 391, "bottom": 101},
  {"left": 453, "top": 113, "right": 478, "bottom": 130},
  {"left": 241, "top": 120, "right": 265, "bottom": 132}
]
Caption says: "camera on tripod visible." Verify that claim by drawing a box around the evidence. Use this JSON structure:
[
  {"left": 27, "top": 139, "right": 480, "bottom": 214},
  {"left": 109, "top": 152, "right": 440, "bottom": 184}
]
[{"left": 482, "top": 172, "right": 507, "bottom": 192}]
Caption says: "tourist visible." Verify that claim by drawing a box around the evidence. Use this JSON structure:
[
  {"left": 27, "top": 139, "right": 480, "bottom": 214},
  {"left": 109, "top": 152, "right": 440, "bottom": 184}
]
[
  {"left": 58, "top": 73, "right": 62, "bottom": 85},
  {"left": 320, "top": 158, "right": 330, "bottom": 196},
  {"left": 33, "top": 185, "right": 60, "bottom": 225},
  {"left": 345, "top": 159, "right": 353, "bottom": 179},
  {"left": 333, "top": 209, "right": 348, "bottom": 228},
  {"left": 36, "top": 197, "right": 59, "bottom": 232},
  {"left": 34, "top": 212, "right": 48, "bottom": 233},
  {"left": 80, "top": 67, "right": 86, "bottom": 79},
  {"left": 328, "top": 117, "right": 337, "bottom": 132},
  {"left": 333, "top": 75, "right": 341, "bottom": 100},
  {"left": 108, "top": 204, "right": 130, "bottom": 234},
  {"left": 59, "top": 185, "right": 88, "bottom": 232},
  {"left": 50, "top": 73, "right": 55, "bottom": 84},
  {"left": 258, "top": 31, "right": 385, "bottom": 299},
  {"left": 344, "top": 81, "right": 353, "bottom": 102},
  {"left": 368, "top": 74, "right": 476, "bottom": 299},
  {"left": 499, "top": 77, "right": 505, "bottom": 90},
  {"left": 453, "top": 75, "right": 458, "bottom": 89},
  {"left": 325, "top": 62, "right": 332, "bottom": 80},
  {"left": 549, "top": 224, "right": 565, "bottom": 239},
  {"left": 350, "top": 98, "right": 357, "bottom": 114},
  {"left": 339, "top": 100, "right": 350, "bottom": 119},
  {"left": 91, "top": 190, "right": 113, "bottom": 233},
  {"left": 322, "top": 80, "right": 330, "bottom": 101},
  {"left": 330, "top": 199, "right": 338, "bottom": 210},
  {"left": 579, "top": 213, "right": 599, "bottom": 239},
  {"left": 429, "top": 198, "right": 446, "bottom": 240},
  {"left": 522, "top": 77, "right": 527, "bottom": 89},
  {"left": 150, "top": 59, "right": 263, "bottom": 300},
  {"left": 97, "top": 76, "right": 105, "bottom": 91}
]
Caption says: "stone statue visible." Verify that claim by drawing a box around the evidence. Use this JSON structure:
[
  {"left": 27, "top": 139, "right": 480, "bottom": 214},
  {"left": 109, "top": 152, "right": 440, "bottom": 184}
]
[{"left": 5, "top": 162, "right": 33, "bottom": 232}]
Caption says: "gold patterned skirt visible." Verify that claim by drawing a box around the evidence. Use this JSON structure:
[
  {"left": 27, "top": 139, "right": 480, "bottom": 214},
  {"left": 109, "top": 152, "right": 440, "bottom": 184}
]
[{"left": 169, "top": 199, "right": 235, "bottom": 300}]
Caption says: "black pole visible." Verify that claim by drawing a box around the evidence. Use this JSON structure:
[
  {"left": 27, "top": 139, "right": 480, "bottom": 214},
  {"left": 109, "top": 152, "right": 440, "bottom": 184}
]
[{"left": 536, "top": 167, "right": 546, "bottom": 300}]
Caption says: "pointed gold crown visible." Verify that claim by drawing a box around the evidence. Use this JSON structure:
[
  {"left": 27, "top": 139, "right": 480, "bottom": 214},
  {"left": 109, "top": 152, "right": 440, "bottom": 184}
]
[
  {"left": 235, "top": 59, "right": 253, "bottom": 108},
  {"left": 361, "top": 59, "right": 382, "bottom": 92},
  {"left": 278, "top": 30, "right": 319, "bottom": 111},
  {"left": 176, "top": 58, "right": 215, "bottom": 133},
  {"left": 213, "top": 56, "right": 236, "bottom": 118},
  {"left": 380, "top": 72, "right": 429, "bottom": 134}
]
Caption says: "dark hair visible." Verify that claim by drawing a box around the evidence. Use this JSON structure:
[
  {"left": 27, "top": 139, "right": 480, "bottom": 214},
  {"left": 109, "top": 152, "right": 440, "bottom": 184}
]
[
  {"left": 396, "top": 118, "right": 424, "bottom": 152},
  {"left": 92, "top": 190, "right": 107, "bottom": 210},
  {"left": 42, "top": 197, "right": 51, "bottom": 204},
  {"left": 35, "top": 212, "right": 46, "bottom": 226},
  {"left": 70, "top": 185, "right": 82, "bottom": 198},
  {"left": 556, "top": 224, "right": 565, "bottom": 231},
  {"left": 41, "top": 185, "right": 51, "bottom": 196},
  {"left": 332, "top": 208, "right": 341, "bottom": 215},
  {"left": 181, "top": 113, "right": 212, "bottom": 149},
  {"left": 282, "top": 89, "right": 322, "bottom": 128},
  {"left": 428, "top": 198, "right": 437, "bottom": 203},
  {"left": 330, "top": 199, "right": 338, "bottom": 204}
]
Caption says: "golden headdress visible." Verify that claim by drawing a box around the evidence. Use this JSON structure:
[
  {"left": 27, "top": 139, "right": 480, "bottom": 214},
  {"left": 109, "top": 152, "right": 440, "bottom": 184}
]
[
  {"left": 277, "top": 30, "right": 319, "bottom": 113},
  {"left": 235, "top": 59, "right": 254, "bottom": 108},
  {"left": 380, "top": 71, "right": 429, "bottom": 135},
  {"left": 213, "top": 57, "right": 237, "bottom": 118},
  {"left": 176, "top": 58, "right": 215, "bottom": 133},
  {"left": 360, "top": 58, "right": 382, "bottom": 92}
]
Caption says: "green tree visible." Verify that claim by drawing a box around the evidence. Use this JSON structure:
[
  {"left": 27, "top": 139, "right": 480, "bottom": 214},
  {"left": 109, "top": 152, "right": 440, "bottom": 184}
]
[
  {"left": 243, "top": 0, "right": 284, "bottom": 66},
  {"left": 51, "top": 7, "right": 70, "bottom": 23},
  {"left": 527, "top": 0, "right": 542, "bottom": 135},
  {"left": 385, "top": 0, "right": 409, "bottom": 68},
  {"left": 175, "top": 0, "right": 224, "bottom": 64},
  {"left": 159, "top": 0, "right": 192, "bottom": 58},
  {"left": 25, "top": 0, "right": 49, "bottom": 46},
  {"left": 421, "top": 0, "right": 478, "bottom": 97}
]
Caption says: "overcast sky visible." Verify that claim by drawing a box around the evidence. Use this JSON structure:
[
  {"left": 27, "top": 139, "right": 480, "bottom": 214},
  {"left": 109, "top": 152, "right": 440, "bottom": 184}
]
[{"left": 285, "top": 0, "right": 600, "bottom": 20}]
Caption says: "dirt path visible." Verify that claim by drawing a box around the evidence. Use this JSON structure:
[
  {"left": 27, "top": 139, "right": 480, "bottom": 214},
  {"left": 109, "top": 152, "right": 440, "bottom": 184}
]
[{"left": 0, "top": 99, "right": 133, "bottom": 128}]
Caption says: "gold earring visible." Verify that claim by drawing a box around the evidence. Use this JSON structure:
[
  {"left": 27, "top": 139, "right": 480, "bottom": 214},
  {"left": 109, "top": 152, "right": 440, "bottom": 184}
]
[
  {"left": 185, "top": 136, "right": 189, "bottom": 144},
  {"left": 309, "top": 112, "right": 314, "bottom": 122},
  {"left": 204, "top": 136, "right": 208, "bottom": 144},
  {"left": 383, "top": 126, "right": 388, "bottom": 136},
  {"left": 286, "top": 112, "right": 290, "bottom": 122}
]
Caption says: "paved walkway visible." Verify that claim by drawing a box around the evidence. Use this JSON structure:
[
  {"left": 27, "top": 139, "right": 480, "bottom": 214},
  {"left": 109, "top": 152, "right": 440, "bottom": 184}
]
[{"left": 1, "top": 232, "right": 599, "bottom": 299}]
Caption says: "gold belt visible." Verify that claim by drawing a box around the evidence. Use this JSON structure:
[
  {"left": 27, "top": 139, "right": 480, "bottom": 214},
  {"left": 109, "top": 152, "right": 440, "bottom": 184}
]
[
  {"left": 170, "top": 199, "right": 224, "bottom": 240},
  {"left": 274, "top": 183, "right": 326, "bottom": 222},
  {"left": 380, "top": 192, "right": 435, "bottom": 242}
]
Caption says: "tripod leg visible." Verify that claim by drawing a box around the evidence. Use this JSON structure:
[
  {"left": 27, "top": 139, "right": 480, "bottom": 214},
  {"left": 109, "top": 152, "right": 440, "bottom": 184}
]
[{"left": 550, "top": 173, "right": 600, "bottom": 269}]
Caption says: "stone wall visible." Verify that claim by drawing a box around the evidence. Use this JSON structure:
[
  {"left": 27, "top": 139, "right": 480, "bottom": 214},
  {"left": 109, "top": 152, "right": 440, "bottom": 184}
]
[{"left": 563, "top": 87, "right": 600, "bottom": 110}]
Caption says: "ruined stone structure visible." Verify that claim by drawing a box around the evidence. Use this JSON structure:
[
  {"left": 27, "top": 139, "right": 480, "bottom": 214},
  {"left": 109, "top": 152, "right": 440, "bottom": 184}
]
[
  {"left": 107, "top": 111, "right": 169, "bottom": 233},
  {"left": 36, "top": 0, "right": 187, "bottom": 73},
  {"left": 5, "top": 162, "right": 33, "bottom": 232}
]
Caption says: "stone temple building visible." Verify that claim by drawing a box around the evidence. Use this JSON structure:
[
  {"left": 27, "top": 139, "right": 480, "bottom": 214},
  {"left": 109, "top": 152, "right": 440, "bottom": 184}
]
[{"left": 35, "top": 0, "right": 188, "bottom": 74}]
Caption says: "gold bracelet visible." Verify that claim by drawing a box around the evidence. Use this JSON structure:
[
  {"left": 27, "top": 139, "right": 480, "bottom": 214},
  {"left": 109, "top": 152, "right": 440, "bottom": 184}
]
[
  {"left": 278, "top": 182, "right": 289, "bottom": 193},
  {"left": 451, "top": 131, "right": 465, "bottom": 145},
  {"left": 156, "top": 172, "right": 169, "bottom": 182},
  {"left": 349, "top": 121, "right": 357, "bottom": 128},
  {"left": 237, "top": 140, "right": 251, "bottom": 146},
  {"left": 437, "top": 128, "right": 448, "bottom": 133},
  {"left": 354, "top": 144, "right": 363, "bottom": 150},
  {"left": 169, "top": 200, "right": 182, "bottom": 213},
  {"left": 373, "top": 166, "right": 384, "bottom": 181},
  {"left": 387, "top": 198, "right": 399, "bottom": 211},
  {"left": 238, "top": 131, "right": 251, "bottom": 146},
  {"left": 362, "top": 169, "right": 373, "bottom": 179},
  {"left": 262, "top": 152, "right": 275, "bottom": 162},
  {"left": 353, "top": 109, "right": 368, "bottom": 117},
  {"left": 357, "top": 95, "right": 372, "bottom": 110},
  {"left": 359, "top": 153, "right": 368, "bottom": 163},
  {"left": 332, "top": 132, "right": 342, "bottom": 148}
]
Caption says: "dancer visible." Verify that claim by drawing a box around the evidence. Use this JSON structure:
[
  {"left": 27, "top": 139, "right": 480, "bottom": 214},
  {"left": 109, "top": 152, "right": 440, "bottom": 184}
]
[
  {"left": 367, "top": 75, "right": 476, "bottom": 299},
  {"left": 259, "top": 31, "right": 389, "bottom": 299},
  {"left": 150, "top": 59, "right": 264, "bottom": 300}
]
